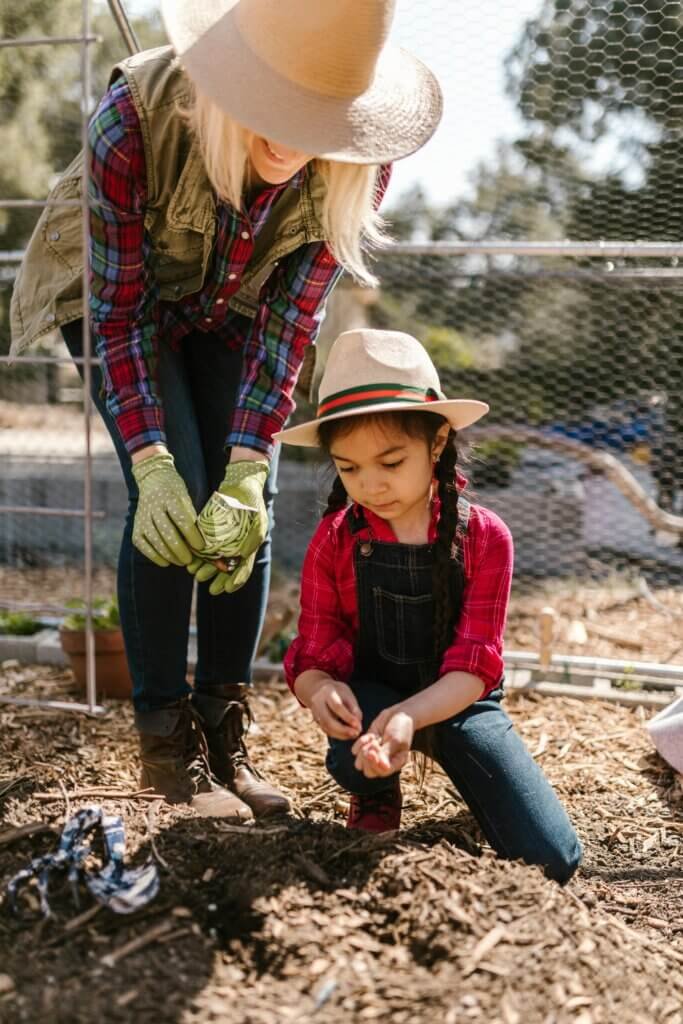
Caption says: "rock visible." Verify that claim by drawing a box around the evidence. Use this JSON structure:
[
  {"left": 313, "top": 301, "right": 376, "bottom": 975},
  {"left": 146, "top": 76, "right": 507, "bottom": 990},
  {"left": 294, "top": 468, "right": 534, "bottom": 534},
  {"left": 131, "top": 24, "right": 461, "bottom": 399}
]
[{"left": 0, "top": 975, "right": 15, "bottom": 995}]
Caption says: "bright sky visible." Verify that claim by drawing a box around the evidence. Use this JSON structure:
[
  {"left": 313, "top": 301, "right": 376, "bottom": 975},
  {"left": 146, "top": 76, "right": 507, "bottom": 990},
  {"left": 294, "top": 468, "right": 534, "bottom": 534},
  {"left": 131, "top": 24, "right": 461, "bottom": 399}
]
[
  {"left": 388, "top": 0, "right": 543, "bottom": 205},
  {"left": 122, "top": 0, "right": 543, "bottom": 207}
]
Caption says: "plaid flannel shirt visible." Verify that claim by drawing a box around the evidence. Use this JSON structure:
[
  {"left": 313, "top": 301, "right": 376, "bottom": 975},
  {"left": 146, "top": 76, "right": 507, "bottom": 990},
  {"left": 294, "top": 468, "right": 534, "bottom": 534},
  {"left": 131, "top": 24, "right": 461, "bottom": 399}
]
[
  {"left": 284, "top": 485, "right": 514, "bottom": 698},
  {"left": 87, "top": 77, "right": 390, "bottom": 456}
]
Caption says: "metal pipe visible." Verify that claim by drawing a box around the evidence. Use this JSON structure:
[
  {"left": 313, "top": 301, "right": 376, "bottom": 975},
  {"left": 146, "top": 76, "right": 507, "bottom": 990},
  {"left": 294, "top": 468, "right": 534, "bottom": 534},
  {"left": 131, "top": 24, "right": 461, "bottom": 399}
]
[
  {"left": 505, "top": 649, "right": 683, "bottom": 680},
  {"left": 0, "top": 355, "right": 102, "bottom": 365},
  {"left": 81, "top": 0, "right": 97, "bottom": 715},
  {"left": 7, "top": 238, "right": 683, "bottom": 258},
  {"left": 0, "top": 601, "right": 97, "bottom": 616},
  {"left": 0, "top": 506, "right": 105, "bottom": 519},
  {"left": 387, "top": 240, "right": 683, "bottom": 258},
  {"left": 505, "top": 678, "right": 674, "bottom": 709},
  {"left": 0, "top": 199, "right": 81, "bottom": 209},
  {"left": 0, "top": 35, "right": 98, "bottom": 48},
  {"left": 0, "top": 696, "right": 106, "bottom": 715},
  {"left": 106, "top": 0, "right": 140, "bottom": 55}
]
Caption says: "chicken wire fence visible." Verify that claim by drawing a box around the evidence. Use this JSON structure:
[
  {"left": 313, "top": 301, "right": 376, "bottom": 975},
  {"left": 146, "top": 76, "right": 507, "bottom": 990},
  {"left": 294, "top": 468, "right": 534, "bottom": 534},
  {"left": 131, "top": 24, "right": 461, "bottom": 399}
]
[{"left": 1, "top": 0, "right": 683, "bottom": 708}]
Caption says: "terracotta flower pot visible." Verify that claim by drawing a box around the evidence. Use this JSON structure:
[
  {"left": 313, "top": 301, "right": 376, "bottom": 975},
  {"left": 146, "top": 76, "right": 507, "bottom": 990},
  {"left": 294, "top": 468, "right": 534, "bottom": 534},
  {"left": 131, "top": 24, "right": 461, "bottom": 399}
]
[{"left": 59, "top": 628, "right": 133, "bottom": 700}]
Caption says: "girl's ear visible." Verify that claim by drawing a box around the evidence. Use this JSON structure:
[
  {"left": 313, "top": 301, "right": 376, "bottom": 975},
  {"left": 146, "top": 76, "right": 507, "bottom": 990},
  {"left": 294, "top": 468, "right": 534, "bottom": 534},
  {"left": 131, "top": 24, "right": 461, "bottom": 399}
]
[{"left": 431, "top": 422, "right": 451, "bottom": 462}]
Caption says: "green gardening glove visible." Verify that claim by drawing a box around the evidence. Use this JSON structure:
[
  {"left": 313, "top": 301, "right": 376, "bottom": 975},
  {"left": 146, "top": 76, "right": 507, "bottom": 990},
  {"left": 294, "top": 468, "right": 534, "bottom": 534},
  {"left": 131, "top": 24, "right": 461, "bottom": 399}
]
[
  {"left": 190, "top": 551, "right": 258, "bottom": 595},
  {"left": 191, "top": 460, "right": 269, "bottom": 595},
  {"left": 131, "top": 452, "right": 204, "bottom": 567}
]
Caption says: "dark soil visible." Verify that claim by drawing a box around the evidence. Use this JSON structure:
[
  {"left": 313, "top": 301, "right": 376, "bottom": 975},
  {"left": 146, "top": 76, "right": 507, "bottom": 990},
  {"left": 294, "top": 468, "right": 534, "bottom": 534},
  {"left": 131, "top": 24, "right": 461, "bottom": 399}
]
[{"left": 1, "top": 664, "right": 682, "bottom": 1024}]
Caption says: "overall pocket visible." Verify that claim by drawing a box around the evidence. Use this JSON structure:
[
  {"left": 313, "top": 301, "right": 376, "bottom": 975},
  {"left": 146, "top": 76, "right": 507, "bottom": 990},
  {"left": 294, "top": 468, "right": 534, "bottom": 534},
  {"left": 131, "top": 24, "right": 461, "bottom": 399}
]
[{"left": 372, "top": 587, "right": 434, "bottom": 666}]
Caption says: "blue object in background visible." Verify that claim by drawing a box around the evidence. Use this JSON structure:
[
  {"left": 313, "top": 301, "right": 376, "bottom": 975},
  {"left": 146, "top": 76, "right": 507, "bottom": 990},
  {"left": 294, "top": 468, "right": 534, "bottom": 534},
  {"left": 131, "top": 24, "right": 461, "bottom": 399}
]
[{"left": 546, "top": 394, "right": 665, "bottom": 451}]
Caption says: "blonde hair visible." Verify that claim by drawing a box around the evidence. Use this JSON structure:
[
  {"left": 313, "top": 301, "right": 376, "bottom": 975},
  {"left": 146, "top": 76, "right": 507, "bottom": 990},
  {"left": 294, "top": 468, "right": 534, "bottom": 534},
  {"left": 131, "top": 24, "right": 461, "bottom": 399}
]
[{"left": 186, "top": 90, "right": 388, "bottom": 286}]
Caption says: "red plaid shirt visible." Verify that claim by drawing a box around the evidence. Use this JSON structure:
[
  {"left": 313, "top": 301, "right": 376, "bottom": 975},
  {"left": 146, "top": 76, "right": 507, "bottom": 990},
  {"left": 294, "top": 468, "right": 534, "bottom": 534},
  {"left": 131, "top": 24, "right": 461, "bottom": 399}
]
[
  {"left": 87, "top": 76, "right": 390, "bottom": 456},
  {"left": 284, "top": 482, "right": 514, "bottom": 698}
]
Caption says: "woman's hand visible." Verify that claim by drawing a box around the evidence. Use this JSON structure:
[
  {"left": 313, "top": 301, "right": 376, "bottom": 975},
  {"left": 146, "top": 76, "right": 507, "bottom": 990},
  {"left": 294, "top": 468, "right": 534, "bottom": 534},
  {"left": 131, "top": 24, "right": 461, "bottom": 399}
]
[
  {"left": 352, "top": 707, "right": 415, "bottom": 778},
  {"left": 130, "top": 451, "right": 205, "bottom": 567},
  {"left": 192, "top": 459, "right": 270, "bottom": 594},
  {"left": 309, "top": 680, "right": 363, "bottom": 740}
]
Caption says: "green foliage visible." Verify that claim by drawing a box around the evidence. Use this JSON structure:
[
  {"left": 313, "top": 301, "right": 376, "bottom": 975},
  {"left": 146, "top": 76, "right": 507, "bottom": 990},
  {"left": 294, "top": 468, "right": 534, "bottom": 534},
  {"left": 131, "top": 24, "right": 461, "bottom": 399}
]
[
  {"left": 0, "top": 611, "right": 42, "bottom": 635},
  {"left": 0, "top": 0, "right": 165, "bottom": 353},
  {"left": 370, "top": 292, "right": 481, "bottom": 376},
  {"left": 470, "top": 439, "right": 524, "bottom": 489},
  {"left": 612, "top": 667, "right": 641, "bottom": 692},
  {"left": 421, "top": 326, "right": 476, "bottom": 371},
  {"left": 379, "top": 0, "right": 683, "bottom": 446},
  {"left": 263, "top": 629, "right": 296, "bottom": 663},
  {"left": 61, "top": 597, "right": 120, "bottom": 632}
]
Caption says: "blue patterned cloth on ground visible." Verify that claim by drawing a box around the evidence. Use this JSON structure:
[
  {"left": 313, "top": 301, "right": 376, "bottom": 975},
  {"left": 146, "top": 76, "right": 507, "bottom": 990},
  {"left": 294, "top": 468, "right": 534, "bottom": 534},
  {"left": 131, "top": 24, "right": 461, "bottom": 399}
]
[{"left": 7, "top": 805, "right": 159, "bottom": 918}]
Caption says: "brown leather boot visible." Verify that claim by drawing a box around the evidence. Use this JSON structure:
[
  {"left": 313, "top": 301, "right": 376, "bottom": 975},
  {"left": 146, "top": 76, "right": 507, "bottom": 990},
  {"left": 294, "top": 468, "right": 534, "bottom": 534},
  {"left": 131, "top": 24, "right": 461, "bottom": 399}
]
[
  {"left": 192, "top": 684, "right": 290, "bottom": 818},
  {"left": 135, "top": 699, "right": 253, "bottom": 822}
]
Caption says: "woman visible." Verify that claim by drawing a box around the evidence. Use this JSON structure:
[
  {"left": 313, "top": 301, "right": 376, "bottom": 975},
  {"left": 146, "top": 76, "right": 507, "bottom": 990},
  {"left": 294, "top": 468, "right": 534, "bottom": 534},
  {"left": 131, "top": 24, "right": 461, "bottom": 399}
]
[{"left": 10, "top": 0, "right": 442, "bottom": 821}]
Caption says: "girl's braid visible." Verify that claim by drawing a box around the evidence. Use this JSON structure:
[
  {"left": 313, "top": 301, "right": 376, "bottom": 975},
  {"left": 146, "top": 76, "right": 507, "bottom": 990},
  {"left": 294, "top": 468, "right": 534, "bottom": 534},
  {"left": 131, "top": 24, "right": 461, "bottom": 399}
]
[
  {"left": 415, "top": 429, "right": 463, "bottom": 778},
  {"left": 323, "top": 473, "right": 349, "bottom": 517},
  {"left": 432, "top": 430, "right": 464, "bottom": 667}
]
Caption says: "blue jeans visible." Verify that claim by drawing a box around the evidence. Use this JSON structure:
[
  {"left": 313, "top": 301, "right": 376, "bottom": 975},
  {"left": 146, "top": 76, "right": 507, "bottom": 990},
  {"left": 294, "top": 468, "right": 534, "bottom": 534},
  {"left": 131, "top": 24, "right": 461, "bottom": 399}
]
[
  {"left": 62, "top": 322, "right": 278, "bottom": 711},
  {"left": 327, "top": 681, "right": 582, "bottom": 884}
]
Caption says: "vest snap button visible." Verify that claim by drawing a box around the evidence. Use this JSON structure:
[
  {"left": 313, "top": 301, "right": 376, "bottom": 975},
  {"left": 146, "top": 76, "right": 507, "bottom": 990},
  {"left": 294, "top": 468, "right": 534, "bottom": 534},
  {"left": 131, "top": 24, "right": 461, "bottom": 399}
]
[
  {"left": 360, "top": 542, "right": 373, "bottom": 557},
  {"left": 174, "top": 285, "right": 181, "bottom": 295},
  {"left": 45, "top": 313, "right": 56, "bottom": 324},
  {"left": 49, "top": 230, "right": 60, "bottom": 242}
]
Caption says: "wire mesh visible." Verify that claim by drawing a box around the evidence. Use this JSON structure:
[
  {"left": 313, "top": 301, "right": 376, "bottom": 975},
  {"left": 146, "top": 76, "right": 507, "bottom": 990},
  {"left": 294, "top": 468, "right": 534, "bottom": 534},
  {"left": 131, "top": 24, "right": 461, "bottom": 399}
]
[{"left": 0, "top": 1, "right": 682, "bottom": 690}]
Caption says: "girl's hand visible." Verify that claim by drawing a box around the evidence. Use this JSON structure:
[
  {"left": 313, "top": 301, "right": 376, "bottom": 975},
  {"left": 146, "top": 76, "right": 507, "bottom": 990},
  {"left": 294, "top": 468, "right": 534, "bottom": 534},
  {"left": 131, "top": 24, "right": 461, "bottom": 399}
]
[
  {"left": 309, "top": 681, "right": 363, "bottom": 740},
  {"left": 352, "top": 709, "right": 415, "bottom": 778}
]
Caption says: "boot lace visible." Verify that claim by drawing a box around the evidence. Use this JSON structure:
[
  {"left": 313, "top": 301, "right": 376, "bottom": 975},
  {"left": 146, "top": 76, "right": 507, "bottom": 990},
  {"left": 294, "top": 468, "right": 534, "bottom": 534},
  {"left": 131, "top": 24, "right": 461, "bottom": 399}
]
[
  {"left": 183, "top": 704, "right": 217, "bottom": 788},
  {"left": 217, "top": 698, "right": 264, "bottom": 778}
]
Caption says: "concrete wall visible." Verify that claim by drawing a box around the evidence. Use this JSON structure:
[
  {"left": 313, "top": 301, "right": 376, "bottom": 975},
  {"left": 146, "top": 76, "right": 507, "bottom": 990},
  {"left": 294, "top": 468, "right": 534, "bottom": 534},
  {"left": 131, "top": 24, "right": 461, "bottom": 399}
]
[{"left": 0, "top": 451, "right": 586, "bottom": 577}]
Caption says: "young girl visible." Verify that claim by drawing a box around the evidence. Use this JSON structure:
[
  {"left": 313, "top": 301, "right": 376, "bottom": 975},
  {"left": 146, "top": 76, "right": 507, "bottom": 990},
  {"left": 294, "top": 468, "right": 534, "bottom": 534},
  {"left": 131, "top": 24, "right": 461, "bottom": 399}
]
[{"left": 276, "top": 329, "right": 582, "bottom": 884}]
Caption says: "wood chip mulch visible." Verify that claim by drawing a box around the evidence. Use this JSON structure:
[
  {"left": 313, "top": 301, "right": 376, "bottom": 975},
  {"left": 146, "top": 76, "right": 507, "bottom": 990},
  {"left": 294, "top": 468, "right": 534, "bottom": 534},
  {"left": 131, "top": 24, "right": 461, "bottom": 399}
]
[{"left": 0, "top": 663, "right": 682, "bottom": 1024}]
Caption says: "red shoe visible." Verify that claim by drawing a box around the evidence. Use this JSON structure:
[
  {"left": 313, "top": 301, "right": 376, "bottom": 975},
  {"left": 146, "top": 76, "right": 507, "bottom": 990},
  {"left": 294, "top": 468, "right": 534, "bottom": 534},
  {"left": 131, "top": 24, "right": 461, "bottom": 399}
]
[{"left": 346, "top": 781, "right": 402, "bottom": 833}]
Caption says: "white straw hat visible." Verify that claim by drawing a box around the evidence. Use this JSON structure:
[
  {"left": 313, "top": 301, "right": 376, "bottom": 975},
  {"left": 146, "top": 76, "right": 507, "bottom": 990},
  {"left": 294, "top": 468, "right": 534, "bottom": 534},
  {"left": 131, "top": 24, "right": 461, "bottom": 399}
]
[
  {"left": 274, "top": 329, "right": 489, "bottom": 447},
  {"left": 161, "top": 0, "right": 443, "bottom": 164}
]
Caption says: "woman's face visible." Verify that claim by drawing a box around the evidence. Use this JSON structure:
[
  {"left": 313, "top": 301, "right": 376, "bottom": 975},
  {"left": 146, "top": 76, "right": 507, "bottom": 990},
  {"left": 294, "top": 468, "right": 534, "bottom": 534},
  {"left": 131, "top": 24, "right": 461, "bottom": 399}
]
[{"left": 247, "top": 134, "right": 312, "bottom": 185}]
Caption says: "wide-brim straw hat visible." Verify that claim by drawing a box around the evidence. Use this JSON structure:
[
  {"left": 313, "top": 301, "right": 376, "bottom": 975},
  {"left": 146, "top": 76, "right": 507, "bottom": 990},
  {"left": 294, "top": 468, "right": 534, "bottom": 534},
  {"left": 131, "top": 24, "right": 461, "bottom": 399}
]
[
  {"left": 161, "top": 0, "right": 443, "bottom": 164},
  {"left": 274, "top": 329, "right": 489, "bottom": 447}
]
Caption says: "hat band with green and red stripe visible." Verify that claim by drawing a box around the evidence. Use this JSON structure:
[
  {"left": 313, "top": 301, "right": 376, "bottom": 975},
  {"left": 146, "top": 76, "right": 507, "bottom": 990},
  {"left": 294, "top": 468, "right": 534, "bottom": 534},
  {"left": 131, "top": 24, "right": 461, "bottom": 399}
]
[{"left": 317, "top": 382, "right": 441, "bottom": 419}]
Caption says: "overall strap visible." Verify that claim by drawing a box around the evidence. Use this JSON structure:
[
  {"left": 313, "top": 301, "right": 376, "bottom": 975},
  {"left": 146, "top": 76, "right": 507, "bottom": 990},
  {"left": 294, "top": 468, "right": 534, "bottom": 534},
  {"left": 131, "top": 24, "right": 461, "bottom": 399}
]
[{"left": 457, "top": 497, "right": 471, "bottom": 535}]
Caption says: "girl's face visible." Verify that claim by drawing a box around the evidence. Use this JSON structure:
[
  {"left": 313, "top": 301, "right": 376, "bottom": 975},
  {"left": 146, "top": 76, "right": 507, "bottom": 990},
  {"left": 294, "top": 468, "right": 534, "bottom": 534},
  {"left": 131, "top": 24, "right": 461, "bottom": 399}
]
[
  {"left": 247, "top": 134, "right": 312, "bottom": 185},
  {"left": 329, "top": 419, "right": 449, "bottom": 536}
]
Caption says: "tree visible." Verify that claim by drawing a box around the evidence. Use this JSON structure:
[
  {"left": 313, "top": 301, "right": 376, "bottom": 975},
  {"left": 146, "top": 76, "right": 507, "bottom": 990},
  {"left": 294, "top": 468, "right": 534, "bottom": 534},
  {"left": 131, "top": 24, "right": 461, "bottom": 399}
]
[
  {"left": 378, "top": 0, "right": 683, "bottom": 464},
  {"left": 0, "top": 1, "right": 164, "bottom": 353}
]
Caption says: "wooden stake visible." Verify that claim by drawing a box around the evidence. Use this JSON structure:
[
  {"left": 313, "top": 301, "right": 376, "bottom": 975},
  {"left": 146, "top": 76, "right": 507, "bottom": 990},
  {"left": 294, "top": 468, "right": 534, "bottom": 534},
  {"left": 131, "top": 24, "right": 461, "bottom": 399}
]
[{"left": 538, "top": 606, "right": 557, "bottom": 671}]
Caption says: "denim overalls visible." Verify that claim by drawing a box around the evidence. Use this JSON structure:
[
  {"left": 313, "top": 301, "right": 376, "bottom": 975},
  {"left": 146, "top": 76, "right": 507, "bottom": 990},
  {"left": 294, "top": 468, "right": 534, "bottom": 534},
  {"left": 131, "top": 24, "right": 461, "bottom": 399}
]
[{"left": 326, "top": 505, "right": 582, "bottom": 884}]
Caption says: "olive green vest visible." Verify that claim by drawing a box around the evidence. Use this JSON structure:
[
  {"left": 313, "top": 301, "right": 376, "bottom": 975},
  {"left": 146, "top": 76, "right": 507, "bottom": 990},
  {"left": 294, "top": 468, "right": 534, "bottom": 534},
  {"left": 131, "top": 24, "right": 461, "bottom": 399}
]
[{"left": 9, "top": 45, "right": 329, "bottom": 359}]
